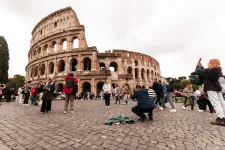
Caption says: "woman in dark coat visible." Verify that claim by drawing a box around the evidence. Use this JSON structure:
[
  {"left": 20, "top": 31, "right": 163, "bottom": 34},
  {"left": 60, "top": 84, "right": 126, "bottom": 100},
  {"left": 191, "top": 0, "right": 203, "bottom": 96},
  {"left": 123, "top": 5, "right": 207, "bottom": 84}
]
[{"left": 41, "top": 75, "right": 55, "bottom": 113}]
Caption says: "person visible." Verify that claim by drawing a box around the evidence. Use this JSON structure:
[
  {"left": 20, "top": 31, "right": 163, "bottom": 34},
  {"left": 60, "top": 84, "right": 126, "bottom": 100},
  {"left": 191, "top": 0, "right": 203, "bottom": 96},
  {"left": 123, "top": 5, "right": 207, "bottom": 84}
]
[
  {"left": 131, "top": 85, "right": 156, "bottom": 122},
  {"left": 30, "top": 84, "right": 37, "bottom": 105},
  {"left": 0, "top": 84, "right": 6, "bottom": 105},
  {"left": 195, "top": 59, "right": 225, "bottom": 126},
  {"left": 23, "top": 81, "right": 32, "bottom": 106},
  {"left": 63, "top": 73, "right": 78, "bottom": 114},
  {"left": 182, "top": 83, "right": 195, "bottom": 110},
  {"left": 152, "top": 78, "right": 162, "bottom": 106},
  {"left": 41, "top": 75, "right": 55, "bottom": 113},
  {"left": 148, "top": 86, "right": 157, "bottom": 106},
  {"left": 18, "top": 86, "right": 23, "bottom": 104},
  {"left": 160, "top": 78, "right": 176, "bottom": 112},
  {"left": 114, "top": 84, "right": 120, "bottom": 104},
  {"left": 102, "top": 78, "right": 112, "bottom": 108},
  {"left": 218, "top": 72, "right": 225, "bottom": 98},
  {"left": 38, "top": 81, "right": 45, "bottom": 105}
]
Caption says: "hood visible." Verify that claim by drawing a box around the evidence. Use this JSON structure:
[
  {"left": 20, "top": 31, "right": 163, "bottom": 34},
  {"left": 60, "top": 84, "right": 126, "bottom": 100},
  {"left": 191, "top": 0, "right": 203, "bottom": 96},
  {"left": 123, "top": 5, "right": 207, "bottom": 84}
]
[
  {"left": 208, "top": 67, "right": 222, "bottom": 72},
  {"left": 65, "top": 75, "right": 73, "bottom": 79},
  {"left": 139, "top": 88, "right": 148, "bottom": 94}
]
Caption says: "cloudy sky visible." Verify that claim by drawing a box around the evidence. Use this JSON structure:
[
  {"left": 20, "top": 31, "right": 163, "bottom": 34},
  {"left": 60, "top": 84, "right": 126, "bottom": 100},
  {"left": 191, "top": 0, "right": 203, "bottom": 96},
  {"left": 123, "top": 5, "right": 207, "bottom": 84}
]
[{"left": 0, "top": 0, "right": 225, "bottom": 78}]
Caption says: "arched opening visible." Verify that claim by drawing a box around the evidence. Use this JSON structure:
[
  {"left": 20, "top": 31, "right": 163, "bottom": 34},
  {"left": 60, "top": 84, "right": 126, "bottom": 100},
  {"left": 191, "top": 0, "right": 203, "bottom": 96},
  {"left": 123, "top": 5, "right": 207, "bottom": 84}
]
[
  {"left": 109, "top": 62, "right": 118, "bottom": 72},
  {"left": 62, "top": 40, "right": 67, "bottom": 50},
  {"left": 31, "top": 68, "right": 34, "bottom": 78},
  {"left": 43, "top": 44, "right": 48, "bottom": 54},
  {"left": 96, "top": 81, "right": 104, "bottom": 96},
  {"left": 127, "top": 66, "right": 132, "bottom": 74},
  {"left": 155, "top": 72, "right": 157, "bottom": 78},
  {"left": 135, "top": 68, "right": 139, "bottom": 79},
  {"left": 54, "top": 22, "right": 57, "bottom": 28},
  {"left": 57, "top": 83, "right": 64, "bottom": 92},
  {"left": 83, "top": 57, "right": 91, "bottom": 70},
  {"left": 151, "top": 70, "right": 154, "bottom": 80},
  {"left": 134, "top": 60, "right": 138, "bottom": 66},
  {"left": 141, "top": 68, "right": 145, "bottom": 80},
  {"left": 58, "top": 60, "right": 65, "bottom": 72},
  {"left": 40, "top": 64, "right": 45, "bottom": 75},
  {"left": 33, "top": 50, "right": 36, "bottom": 58},
  {"left": 37, "top": 47, "right": 41, "bottom": 56},
  {"left": 82, "top": 82, "right": 91, "bottom": 93},
  {"left": 99, "top": 62, "right": 106, "bottom": 70},
  {"left": 73, "top": 37, "right": 79, "bottom": 48},
  {"left": 34, "top": 66, "right": 38, "bottom": 77},
  {"left": 70, "top": 58, "right": 78, "bottom": 71},
  {"left": 52, "top": 41, "right": 57, "bottom": 52},
  {"left": 49, "top": 62, "right": 54, "bottom": 74},
  {"left": 147, "top": 69, "right": 150, "bottom": 79}
]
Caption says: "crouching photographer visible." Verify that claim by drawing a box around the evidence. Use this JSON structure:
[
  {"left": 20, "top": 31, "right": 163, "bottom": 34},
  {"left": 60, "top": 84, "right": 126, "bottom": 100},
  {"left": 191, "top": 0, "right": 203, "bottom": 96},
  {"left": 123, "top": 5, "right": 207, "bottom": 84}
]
[{"left": 191, "top": 59, "right": 225, "bottom": 126}]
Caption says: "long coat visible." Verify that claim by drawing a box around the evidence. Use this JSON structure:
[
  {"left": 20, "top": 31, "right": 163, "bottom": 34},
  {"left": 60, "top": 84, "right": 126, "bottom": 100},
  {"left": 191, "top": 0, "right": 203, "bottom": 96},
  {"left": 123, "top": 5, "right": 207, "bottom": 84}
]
[{"left": 42, "top": 82, "right": 55, "bottom": 100}]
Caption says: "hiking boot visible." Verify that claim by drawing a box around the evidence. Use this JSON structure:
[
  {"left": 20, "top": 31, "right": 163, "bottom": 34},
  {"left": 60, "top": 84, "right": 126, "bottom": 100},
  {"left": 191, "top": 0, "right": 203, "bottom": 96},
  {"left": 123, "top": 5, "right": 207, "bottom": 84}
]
[
  {"left": 211, "top": 118, "right": 225, "bottom": 126},
  {"left": 138, "top": 117, "right": 147, "bottom": 122}
]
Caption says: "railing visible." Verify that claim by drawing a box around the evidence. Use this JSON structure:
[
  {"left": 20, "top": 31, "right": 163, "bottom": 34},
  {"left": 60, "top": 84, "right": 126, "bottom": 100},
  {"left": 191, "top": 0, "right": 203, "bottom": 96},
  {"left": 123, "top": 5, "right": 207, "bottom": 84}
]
[
  {"left": 118, "top": 74, "right": 133, "bottom": 79},
  {"left": 75, "top": 70, "right": 111, "bottom": 77}
]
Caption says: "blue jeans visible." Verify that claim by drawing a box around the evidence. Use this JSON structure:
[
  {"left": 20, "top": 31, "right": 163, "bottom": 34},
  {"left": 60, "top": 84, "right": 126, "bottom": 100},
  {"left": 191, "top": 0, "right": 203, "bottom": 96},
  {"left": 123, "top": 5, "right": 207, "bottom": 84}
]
[
  {"left": 30, "top": 95, "right": 36, "bottom": 104},
  {"left": 162, "top": 93, "right": 175, "bottom": 109}
]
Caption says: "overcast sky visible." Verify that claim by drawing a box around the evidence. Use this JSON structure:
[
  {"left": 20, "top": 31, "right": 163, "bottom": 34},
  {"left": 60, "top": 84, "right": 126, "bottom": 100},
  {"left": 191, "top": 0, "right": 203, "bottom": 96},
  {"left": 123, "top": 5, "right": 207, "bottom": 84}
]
[{"left": 0, "top": 0, "right": 225, "bottom": 78}]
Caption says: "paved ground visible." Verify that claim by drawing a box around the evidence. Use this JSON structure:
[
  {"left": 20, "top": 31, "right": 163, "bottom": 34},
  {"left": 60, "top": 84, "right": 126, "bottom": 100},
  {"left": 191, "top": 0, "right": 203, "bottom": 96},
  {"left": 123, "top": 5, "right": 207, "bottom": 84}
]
[{"left": 0, "top": 100, "right": 225, "bottom": 150}]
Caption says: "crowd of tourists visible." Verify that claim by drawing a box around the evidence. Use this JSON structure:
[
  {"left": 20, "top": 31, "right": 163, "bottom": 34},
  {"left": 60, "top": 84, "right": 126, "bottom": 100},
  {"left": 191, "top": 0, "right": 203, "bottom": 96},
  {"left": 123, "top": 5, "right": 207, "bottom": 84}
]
[{"left": 0, "top": 59, "right": 225, "bottom": 126}]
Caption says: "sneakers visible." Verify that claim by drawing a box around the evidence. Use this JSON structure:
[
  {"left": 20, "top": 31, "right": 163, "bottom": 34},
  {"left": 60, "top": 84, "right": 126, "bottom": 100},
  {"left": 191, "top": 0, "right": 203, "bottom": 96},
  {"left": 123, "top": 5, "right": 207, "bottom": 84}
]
[
  {"left": 182, "top": 106, "right": 186, "bottom": 110},
  {"left": 197, "top": 110, "right": 204, "bottom": 112},
  {"left": 159, "top": 107, "right": 163, "bottom": 111},
  {"left": 211, "top": 118, "right": 225, "bottom": 126},
  {"left": 64, "top": 111, "right": 67, "bottom": 114},
  {"left": 170, "top": 109, "right": 176, "bottom": 113},
  {"left": 108, "top": 106, "right": 110, "bottom": 108},
  {"left": 71, "top": 111, "right": 74, "bottom": 114}
]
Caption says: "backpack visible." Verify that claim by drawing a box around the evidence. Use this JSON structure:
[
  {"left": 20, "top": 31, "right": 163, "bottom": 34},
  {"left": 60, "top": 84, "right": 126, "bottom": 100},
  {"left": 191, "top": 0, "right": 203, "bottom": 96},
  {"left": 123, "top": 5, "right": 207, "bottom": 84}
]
[
  {"left": 31, "top": 88, "right": 36, "bottom": 95},
  {"left": 166, "top": 85, "right": 174, "bottom": 93},
  {"left": 73, "top": 83, "right": 78, "bottom": 95}
]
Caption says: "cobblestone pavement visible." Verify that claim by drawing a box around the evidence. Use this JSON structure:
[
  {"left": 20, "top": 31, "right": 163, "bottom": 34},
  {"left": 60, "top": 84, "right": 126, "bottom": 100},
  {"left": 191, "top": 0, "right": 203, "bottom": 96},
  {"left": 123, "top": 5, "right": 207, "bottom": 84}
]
[{"left": 0, "top": 100, "right": 225, "bottom": 150}]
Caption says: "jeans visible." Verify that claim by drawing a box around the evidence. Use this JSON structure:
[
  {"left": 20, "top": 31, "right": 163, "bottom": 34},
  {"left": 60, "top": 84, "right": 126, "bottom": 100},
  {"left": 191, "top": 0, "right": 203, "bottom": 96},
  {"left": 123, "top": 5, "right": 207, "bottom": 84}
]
[
  {"left": 64, "top": 94, "right": 74, "bottom": 111},
  {"left": 207, "top": 91, "right": 225, "bottom": 118},
  {"left": 30, "top": 94, "right": 36, "bottom": 104},
  {"left": 24, "top": 93, "right": 30, "bottom": 104},
  {"left": 104, "top": 94, "right": 110, "bottom": 106},
  {"left": 41, "top": 99, "right": 52, "bottom": 112},
  {"left": 162, "top": 92, "right": 175, "bottom": 109},
  {"left": 184, "top": 96, "right": 194, "bottom": 110}
]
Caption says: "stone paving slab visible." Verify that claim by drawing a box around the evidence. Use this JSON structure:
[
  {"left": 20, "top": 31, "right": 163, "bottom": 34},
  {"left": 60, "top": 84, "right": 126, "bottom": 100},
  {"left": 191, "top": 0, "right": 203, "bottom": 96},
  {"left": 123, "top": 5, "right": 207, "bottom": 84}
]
[{"left": 0, "top": 100, "right": 225, "bottom": 150}]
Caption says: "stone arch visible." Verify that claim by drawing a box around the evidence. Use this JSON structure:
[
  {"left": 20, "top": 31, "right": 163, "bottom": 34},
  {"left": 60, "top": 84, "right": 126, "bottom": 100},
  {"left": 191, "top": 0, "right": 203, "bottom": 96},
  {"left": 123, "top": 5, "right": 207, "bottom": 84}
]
[
  {"left": 83, "top": 57, "right": 91, "bottom": 70},
  {"left": 135, "top": 68, "right": 139, "bottom": 79},
  {"left": 109, "top": 62, "right": 118, "bottom": 72},
  {"left": 49, "top": 62, "right": 54, "bottom": 74},
  {"left": 134, "top": 60, "right": 138, "bottom": 66},
  {"left": 147, "top": 69, "right": 150, "bottom": 79},
  {"left": 82, "top": 82, "right": 91, "bottom": 93},
  {"left": 31, "top": 67, "right": 34, "bottom": 78},
  {"left": 37, "top": 47, "right": 41, "bottom": 56},
  {"left": 127, "top": 66, "right": 132, "bottom": 74},
  {"left": 61, "top": 38, "right": 67, "bottom": 50},
  {"left": 33, "top": 50, "right": 37, "bottom": 58},
  {"left": 57, "top": 83, "right": 64, "bottom": 92},
  {"left": 151, "top": 70, "right": 154, "bottom": 80},
  {"left": 52, "top": 41, "right": 57, "bottom": 52},
  {"left": 70, "top": 58, "right": 78, "bottom": 71},
  {"left": 43, "top": 44, "right": 48, "bottom": 54},
  {"left": 58, "top": 60, "right": 65, "bottom": 72},
  {"left": 72, "top": 37, "right": 79, "bottom": 48},
  {"left": 40, "top": 64, "right": 45, "bottom": 75},
  {"left": 96, "top": 81, "right": 104, "bottom": 95},
  {"left": 155, "top": 72, "right": 157, "bottom": 78},
  {"left": 34, "top": 66, "right": 38, "bottom": 77},
  {"left": 141, "top": 68, "right": 145, "bottom": 80},
  {"left": 99, "top": 62, "right": 106, "bottom": 70}
]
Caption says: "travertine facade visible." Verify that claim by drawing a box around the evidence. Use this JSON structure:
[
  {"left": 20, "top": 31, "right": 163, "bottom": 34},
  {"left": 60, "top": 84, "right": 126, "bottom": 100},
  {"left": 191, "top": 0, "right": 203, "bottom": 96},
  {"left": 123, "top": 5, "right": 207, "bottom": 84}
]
[{"left": 25, "top": 7, "right": 161, "bottom": 95}]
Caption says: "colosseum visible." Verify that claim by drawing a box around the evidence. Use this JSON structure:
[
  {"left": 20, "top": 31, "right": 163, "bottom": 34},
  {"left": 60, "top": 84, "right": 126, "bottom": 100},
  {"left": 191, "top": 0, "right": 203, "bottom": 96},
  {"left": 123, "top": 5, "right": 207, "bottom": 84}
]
[{"left": 25, "top": 6, "right": 161, "bottom": 96}]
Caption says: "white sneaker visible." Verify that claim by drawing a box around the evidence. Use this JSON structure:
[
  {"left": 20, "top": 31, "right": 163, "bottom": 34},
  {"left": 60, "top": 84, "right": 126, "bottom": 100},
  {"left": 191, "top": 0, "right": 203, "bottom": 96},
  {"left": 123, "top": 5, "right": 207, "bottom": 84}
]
[
  {"left": 71, "top": 111, "right": 74, "bottom": 114},
  {"left": 64, "top": 111, "right": 67, "bottom": 114},
  {"left": 108, "top": 106, "right": 110, "bottom": 108},
  {"left": 182, "top": 106, "right": 186, "bottom": 110},
  {"left": 170, "top": 109, "right": 176, "bottom": 112},
  {"left": 25, "top": 104, "right": 29, "bottom": 106},
  {"left": 105, "top": 106, "right": 107, "bottom": 108},
  {"left": 159, "top": 107, "right": 163, "bottom": 111},
  {"left": 197, "top": 110, "right": 204, "bottom": 112}
]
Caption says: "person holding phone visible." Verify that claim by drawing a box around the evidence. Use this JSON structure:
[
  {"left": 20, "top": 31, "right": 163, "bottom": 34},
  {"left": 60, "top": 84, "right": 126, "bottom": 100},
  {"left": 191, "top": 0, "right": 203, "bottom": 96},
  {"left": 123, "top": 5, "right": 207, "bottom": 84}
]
[{"left": 102, "top": 78, "right": 112, "bottom": 108}]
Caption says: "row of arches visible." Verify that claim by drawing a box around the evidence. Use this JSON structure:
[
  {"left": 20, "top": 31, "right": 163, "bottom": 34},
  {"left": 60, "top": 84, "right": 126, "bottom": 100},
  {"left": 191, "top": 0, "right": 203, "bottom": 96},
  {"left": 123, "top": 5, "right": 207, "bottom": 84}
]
[
  {"left": 30, "top": 38, "right": 79, "bottom": 60},
  {"left": 127, "top": 67, "right": 156, "bottom": 80}
]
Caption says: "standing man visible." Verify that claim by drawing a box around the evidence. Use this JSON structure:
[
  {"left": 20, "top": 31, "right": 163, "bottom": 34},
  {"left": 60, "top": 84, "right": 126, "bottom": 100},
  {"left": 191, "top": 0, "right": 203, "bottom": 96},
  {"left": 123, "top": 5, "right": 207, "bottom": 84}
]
[
  {"left": 23, "top": 81, "right": 32, "bottom": 106},
  {"left": 114, "top": 84, "right": 120, "bottom": 104},
  {"left": 152, "top": 78, "right": 161, "bottom": 106},
  {"left": 18, "top": 86, "right": 23, "bottom": 104},
  {"left": 0, "top": 84, "right": 6, "bottom": 105}
]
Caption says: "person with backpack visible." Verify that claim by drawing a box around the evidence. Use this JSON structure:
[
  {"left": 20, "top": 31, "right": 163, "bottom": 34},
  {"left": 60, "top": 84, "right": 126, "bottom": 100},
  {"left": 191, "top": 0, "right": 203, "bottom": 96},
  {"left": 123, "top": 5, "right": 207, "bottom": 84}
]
[
  {"left": 63, "top": 73, "right": 78, "bottom": 114},
  {"left": 182, "top": 83, "right": 195, "bottom": 110},
  {"left": 30, "top": 84, "right": 37, "bottom": 105},
  {"left": 152, "top": 78, "right": 162, "bottom": 106},
  {"left": 160, "top": 78, "right": 176, "bottom": 112},
  {"left": 23, "top": 81, "right": 32, "bottom": 106}
]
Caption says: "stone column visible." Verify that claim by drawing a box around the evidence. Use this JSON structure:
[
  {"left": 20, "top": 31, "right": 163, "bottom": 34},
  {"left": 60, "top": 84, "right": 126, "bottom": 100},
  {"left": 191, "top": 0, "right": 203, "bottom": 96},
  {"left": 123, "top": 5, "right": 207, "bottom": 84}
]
[
  {"left": 56, "top": 40, "right": 62, "bottom": 52},
  {"left": 54, "top": 59, "right": 57, "bottom": 76},
  {"left": 45, "top": 61, "right": 48, "bottom": 79},
  {"left": 138, "top": 68, "right": 142, "bottom": 80},
  {"left": 77, "top": 54, "right": 82, "bottom": 71},
  {"left": 65, "top": 56, "right": 69, "bottom": 73},
  {"left": 92, "top": 78, "right": 95, "bottom": 94},
  {"left": 91, "top": 52, "right": 97, "bottom": 71}
]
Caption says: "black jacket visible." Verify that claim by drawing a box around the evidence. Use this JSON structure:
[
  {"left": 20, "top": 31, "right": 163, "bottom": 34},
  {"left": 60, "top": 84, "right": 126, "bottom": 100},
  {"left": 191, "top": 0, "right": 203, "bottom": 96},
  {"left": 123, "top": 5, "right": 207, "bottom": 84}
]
[
  {"left": 42, "top": 82, "right": 55, "bottom": 100},
  {"left": 152, "top": 82, "right": 159, "bottom": 93},
  {"left": 131, "top": 89, "right": 156, "bottom": 109},
  {"left": 196, "top": 67, "right": 222, "bottom": 91}
]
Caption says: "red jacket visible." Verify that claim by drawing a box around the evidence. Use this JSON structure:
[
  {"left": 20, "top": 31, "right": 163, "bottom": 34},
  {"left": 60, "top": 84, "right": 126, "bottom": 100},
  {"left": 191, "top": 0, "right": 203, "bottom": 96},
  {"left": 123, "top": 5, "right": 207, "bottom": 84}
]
[{"left": 63, "top": 76, "right": 78, "bottom": 94}]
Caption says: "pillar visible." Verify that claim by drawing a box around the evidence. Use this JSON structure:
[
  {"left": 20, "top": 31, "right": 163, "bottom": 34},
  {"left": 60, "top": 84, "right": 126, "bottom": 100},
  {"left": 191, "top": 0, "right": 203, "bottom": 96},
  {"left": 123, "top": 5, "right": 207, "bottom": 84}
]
[
  {"left": 77, "top": 54, "right": 82, "bottom": 71},
  {"left": 91, "top": 52, "right": 97, "bottom": 71}
]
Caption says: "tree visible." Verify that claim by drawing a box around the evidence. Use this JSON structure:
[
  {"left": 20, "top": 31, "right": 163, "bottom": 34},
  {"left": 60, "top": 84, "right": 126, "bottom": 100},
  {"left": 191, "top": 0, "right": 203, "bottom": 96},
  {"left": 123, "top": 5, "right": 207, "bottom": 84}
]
[
  {"left": 0, "top": 36, "right": 9, "bottom": 83},
  {"left": 7, "top": 74, "right": 25, "bottom": 88},
  {"left": 171, "top": 83, "right": 183, "bottom": 90},
  {"left": 180, "top": 79, "right": 190, "bottom": 88}
]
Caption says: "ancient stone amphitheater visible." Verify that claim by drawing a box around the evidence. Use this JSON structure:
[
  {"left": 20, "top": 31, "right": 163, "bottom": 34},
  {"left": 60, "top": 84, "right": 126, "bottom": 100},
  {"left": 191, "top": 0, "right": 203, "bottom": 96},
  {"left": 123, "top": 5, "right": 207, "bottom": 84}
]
[{"left": 25, "top": 7, "right": 161, "bottom": 95}]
